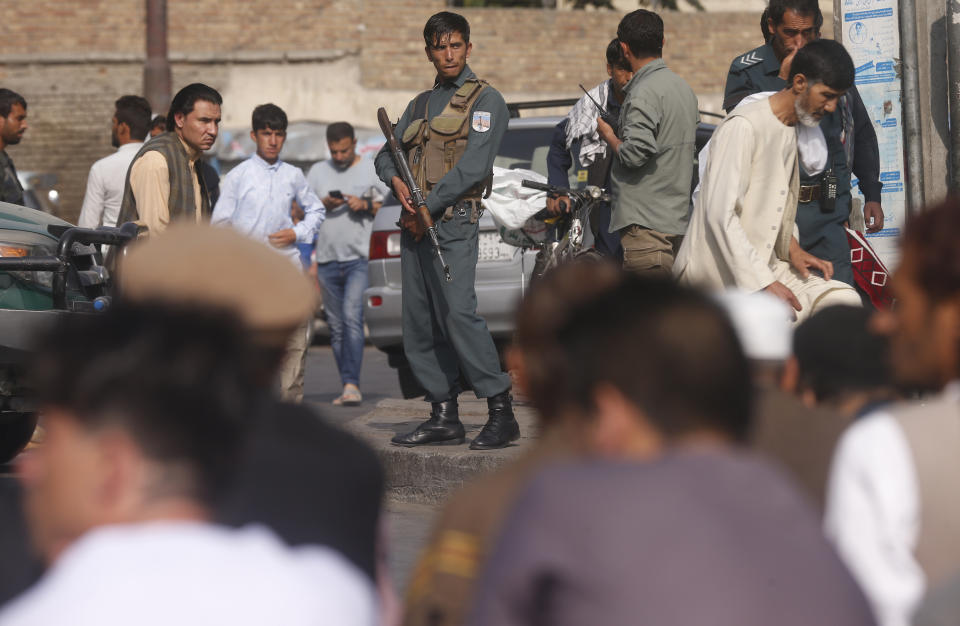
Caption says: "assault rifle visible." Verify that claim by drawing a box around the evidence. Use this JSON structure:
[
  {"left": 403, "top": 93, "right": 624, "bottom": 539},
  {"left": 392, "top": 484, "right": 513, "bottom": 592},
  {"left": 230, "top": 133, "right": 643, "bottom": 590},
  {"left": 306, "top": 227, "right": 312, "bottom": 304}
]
[{"left": 376, "top": 107, "right": 452, "bottom": 282}]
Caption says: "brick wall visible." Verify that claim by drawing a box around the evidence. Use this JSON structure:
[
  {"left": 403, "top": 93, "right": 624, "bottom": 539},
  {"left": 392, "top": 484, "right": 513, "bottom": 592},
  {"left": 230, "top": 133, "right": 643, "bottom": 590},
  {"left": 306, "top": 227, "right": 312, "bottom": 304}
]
[
  {"left": 362, "top": 2, "right": 831, "bottom": 98},
  {"left": 0, "top": 1, "right": 827, "bottom": 223},
  {"left": 0, "top": 1, "right": 361, "bottom": 55},
  {"left": 0, "top": 63, "right": 230, "bottom": 223}
]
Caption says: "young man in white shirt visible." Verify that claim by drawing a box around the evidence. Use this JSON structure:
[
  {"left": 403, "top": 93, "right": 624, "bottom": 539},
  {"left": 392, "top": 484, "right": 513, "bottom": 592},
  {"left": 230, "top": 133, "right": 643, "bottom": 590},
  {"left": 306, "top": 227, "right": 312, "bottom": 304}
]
[
  {"left": 0, "top": 306, "right": 374, "bottom": 626},
  {"left": 78, "top": 96, "right": 152, "bottom": 230},
  {"left": 825, "top": 196, "right": 960, "bottom": 626},
  {"left": 212, "top": 103, "right": 324, "bottom": 403}
]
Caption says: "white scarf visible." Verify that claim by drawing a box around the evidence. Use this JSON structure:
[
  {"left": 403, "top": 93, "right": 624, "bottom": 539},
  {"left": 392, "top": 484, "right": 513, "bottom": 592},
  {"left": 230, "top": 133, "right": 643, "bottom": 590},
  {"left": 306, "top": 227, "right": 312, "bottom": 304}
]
[
  {"left": 692, "top": 91, "right": 828, "bottom": 206},
  {"left": 564, "top": 80, "right": 610, "bottom": 168}
]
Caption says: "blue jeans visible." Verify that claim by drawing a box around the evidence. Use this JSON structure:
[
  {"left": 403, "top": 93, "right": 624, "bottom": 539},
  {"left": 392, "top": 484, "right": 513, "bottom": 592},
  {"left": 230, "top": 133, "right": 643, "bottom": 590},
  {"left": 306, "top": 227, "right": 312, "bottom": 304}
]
[{"left": 316, "top": 258, "right": 368, "bottom": 386}]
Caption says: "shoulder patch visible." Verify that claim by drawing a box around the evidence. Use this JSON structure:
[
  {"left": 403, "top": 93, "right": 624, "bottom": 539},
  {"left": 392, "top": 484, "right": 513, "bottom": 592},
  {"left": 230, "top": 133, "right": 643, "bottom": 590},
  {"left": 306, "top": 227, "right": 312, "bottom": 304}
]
[
  {"left": 472, "top": 110, "right": 491, "bottom": 133},
  {"left": 736, "top": 51, "right": 764, "bottom": 68}
]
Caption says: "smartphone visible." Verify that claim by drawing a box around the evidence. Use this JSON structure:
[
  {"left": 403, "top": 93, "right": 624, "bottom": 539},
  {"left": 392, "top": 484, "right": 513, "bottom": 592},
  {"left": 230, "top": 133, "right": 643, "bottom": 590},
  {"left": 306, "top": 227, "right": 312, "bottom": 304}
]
[{"left": 330, "top": 190, "right": 343, "bottom": 200}]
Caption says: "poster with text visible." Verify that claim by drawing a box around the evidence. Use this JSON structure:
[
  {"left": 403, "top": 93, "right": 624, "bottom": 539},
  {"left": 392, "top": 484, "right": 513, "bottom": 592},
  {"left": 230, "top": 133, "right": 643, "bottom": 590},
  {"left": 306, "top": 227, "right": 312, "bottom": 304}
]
[{"left": 840, "top": 0, "right": 905, "bottom": 270}]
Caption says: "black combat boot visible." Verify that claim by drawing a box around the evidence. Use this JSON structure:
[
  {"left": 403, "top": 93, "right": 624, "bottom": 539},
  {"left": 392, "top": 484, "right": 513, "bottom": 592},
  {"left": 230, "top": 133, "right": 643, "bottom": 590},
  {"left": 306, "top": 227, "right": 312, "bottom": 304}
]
[
  {"left": 390, "top": 398, "right": 465, "bottom": 446},
  {"left": 470, "top": 391, "right": 520, "bottom": 450}
]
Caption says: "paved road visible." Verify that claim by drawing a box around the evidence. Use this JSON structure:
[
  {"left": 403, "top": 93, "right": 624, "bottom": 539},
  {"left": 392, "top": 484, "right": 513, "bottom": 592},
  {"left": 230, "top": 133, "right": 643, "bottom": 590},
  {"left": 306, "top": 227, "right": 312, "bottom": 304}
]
[
  {"left": 302, "top": 343, "right": 402, "bottom": 425},
  {"left": 385, "top": 499, "right": 439, "bottom": 593},
  {"left": 303, "top": 344, "right": 440, "bottom": 593}
]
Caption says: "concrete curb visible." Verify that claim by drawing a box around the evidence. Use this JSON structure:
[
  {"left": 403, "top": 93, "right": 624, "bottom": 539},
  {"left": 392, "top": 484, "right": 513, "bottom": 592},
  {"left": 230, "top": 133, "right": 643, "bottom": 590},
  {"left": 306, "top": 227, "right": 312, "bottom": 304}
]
[{"left": 345, "top": 398, "right": 539, "bottom": 504}]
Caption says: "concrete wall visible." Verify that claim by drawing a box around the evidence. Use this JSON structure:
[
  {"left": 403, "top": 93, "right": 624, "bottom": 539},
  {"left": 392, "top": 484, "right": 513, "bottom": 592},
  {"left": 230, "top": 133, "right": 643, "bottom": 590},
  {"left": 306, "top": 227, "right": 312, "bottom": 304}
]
[{"left": 0, "top": 1, "right": 818, "bottom": 222}]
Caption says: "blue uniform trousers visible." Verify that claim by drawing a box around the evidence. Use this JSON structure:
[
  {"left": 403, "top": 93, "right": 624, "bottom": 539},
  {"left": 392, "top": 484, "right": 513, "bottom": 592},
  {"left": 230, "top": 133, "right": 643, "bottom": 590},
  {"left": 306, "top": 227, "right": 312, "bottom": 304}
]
[{"left": 400, "top": 210, "right": 511, "bottom": 402}]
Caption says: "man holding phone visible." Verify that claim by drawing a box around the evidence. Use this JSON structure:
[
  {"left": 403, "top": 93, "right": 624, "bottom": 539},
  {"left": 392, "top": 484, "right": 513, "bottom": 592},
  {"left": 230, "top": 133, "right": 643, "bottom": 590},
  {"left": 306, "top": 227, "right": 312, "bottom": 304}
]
[{"left": 306, "top": 121, "right": 388, "bottom": 406}]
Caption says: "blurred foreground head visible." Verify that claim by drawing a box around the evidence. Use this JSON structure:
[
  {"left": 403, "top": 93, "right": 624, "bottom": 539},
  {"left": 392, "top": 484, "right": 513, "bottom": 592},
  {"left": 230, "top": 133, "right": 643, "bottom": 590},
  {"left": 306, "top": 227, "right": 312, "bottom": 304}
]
[
  {"left": 792, "top": 305, "right": 894, "bottom": 413},
  {"left": 548, "top": 273, "right": 752, "bottom": 456},
  {"left": 118, "top": 223, "right": 317, "bottom": 383},
  {"left": 21, "top": 305, "right": 255, "bottom": 563},
  {"left": 714, "top": 289, "right": 793, "bottom": 386},
  {"left": 875, "top": 196, "right": 960, "bottom": 391},
  {"left": 513, "top": 259, "right": 624, "bottom": 424}
]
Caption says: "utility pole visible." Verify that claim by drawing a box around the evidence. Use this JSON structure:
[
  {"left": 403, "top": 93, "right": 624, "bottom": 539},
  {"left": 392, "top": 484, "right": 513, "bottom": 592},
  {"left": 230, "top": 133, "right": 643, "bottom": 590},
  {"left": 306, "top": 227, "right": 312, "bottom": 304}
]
[
  {"left": 949, "top": 0, "right": 960, "bottom": 191},
  {"left": 898, "top": 0, "right": 925, "bottom": 213},
  {"left": 144, "top": 0, "right": 172, "bottom": 116}
]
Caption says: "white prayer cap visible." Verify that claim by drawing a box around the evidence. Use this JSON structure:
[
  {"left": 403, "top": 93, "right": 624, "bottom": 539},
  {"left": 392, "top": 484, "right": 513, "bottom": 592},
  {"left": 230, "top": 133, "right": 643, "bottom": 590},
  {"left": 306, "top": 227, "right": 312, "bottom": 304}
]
[{"left": 714, "top": 289, "right": 794, "bottom": 361}]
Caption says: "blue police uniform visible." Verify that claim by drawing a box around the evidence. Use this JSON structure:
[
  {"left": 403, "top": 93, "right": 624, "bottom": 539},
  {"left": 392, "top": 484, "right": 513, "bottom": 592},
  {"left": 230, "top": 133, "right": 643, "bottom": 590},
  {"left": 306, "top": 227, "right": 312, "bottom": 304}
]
[{"left": 724, "top": 42, "right": 882, "bottom": 287}]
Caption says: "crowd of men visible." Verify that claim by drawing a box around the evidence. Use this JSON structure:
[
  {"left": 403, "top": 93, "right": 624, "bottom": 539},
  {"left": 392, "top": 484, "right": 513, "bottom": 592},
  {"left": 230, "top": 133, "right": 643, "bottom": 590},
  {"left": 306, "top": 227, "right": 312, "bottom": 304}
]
[{"left": 0, "top": 2, "right": 956, "bottom": 625}]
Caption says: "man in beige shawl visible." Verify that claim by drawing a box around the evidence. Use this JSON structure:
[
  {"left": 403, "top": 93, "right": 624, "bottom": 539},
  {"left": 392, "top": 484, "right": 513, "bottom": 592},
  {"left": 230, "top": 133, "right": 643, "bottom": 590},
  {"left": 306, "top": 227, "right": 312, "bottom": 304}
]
[{"left": 675, "top": 39, "right": 860, "bottom": 322}]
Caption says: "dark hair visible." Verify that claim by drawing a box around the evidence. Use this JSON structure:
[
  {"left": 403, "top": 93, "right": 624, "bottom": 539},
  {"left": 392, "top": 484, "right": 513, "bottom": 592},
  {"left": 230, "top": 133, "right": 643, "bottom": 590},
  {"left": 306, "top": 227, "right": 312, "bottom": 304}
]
[
  {"left": 767, "top": 0, "right": 823, "bottom": 32},
  {"left": 761, "top": 8, "right": 772, "bottom": 42},
  {"left": 0, "top": 88, "right": 27, "bottom": 118},
  {"left": 617, "top": 9, "right": 663, "bottom": 58},
  {"left": 30, "top": 303, "right": 257, "bottom": 503},
  {"left": 515, "top": 259, "right": 624, "bottom": 423},
  {"left": 165, "top": 83, "right": 222, "bottom": 132},
  {"left": 114, "top": 95, "right": 152, "bottom": 141},
  {"left": 423, "top": 11, "right": 470, "bottom": 47},
  {"left": 150, "top": 114, "right": 166, "bottom": 132},
  {"left": 789, "top": 38, "right": 855, "bottom": 91},
  {"left": 251, "top": 103, "right": 287, "bottom": 132},
  {"left": 325, "top": 121, "right": 355, "bottom": 143},
  {"left": 794, "top": 306, "right": 891, "bottom": 401},
  {"left": 556, "top": 275, "right": 752, "bottom": 442},
  {"left": 901, "top": 195, "right": 960, "bottom": 303},
  {"left": 605, "top": 38, "right": 630, "bottom": 72}
]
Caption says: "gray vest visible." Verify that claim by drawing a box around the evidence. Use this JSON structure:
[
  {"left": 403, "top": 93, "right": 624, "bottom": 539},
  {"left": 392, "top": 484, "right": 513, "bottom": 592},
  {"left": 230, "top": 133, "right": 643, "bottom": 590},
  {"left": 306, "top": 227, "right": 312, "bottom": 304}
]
[{"left": 117, "top": 132, "right": 211, "bottom": 228}]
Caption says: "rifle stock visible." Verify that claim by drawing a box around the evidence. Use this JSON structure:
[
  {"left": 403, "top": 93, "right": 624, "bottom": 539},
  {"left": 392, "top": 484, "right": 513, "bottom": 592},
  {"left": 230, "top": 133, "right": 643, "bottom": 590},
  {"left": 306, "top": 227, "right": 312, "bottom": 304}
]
[{"left": 376, "top": 107, "right": 452, "bottom": 282}]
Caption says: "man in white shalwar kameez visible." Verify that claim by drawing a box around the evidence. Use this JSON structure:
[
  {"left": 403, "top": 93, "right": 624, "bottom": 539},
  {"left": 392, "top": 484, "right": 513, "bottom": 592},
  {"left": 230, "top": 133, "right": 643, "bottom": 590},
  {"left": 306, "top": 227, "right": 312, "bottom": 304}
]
[{"left": 675, "top": 39, "right": 860, "bottom": 322}]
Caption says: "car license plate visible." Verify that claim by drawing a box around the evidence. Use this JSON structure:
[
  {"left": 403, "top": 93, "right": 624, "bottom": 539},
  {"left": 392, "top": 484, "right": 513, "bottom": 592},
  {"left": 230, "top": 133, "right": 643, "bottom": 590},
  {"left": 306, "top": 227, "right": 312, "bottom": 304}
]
[{"left": 478, "top": 231, "right": 512, "bottom": 262}]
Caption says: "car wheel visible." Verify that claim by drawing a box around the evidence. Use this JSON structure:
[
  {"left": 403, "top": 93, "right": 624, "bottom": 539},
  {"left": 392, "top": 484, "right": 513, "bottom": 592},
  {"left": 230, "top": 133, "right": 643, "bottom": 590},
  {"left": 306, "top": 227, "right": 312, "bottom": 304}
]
[{"left": 0, "top": 412, "right": 37, "bottom": 465}]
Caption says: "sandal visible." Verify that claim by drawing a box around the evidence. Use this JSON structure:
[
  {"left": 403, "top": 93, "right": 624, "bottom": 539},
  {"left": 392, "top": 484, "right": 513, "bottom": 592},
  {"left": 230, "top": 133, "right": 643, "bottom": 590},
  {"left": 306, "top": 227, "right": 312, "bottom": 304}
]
[{"left": 333, "top": 385, "right": 362, "bottom": 406}]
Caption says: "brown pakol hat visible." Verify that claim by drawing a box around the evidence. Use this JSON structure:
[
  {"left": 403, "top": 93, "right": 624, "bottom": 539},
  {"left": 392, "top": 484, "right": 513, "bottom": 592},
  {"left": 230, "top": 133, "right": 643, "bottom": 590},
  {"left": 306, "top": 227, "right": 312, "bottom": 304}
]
[{"left": 118, "top": 224, "right": 317, "bottom": 343}]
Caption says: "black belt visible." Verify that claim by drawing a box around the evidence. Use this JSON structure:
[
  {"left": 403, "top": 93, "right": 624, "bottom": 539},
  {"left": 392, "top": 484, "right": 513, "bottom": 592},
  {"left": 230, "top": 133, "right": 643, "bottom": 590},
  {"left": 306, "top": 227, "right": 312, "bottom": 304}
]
[
  {"left": 798, "top": 184, "right": 822, "bottom": 203},
  {"left": 454, "top": 198, "right": 482, "bottom": 209}
]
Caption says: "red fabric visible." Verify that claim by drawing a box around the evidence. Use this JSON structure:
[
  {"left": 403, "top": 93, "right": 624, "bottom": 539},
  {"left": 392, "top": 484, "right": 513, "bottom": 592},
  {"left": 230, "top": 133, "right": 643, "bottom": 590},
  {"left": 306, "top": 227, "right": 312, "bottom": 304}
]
[{"left": 846, "top": 228, "right": 894, "bottom": 309}]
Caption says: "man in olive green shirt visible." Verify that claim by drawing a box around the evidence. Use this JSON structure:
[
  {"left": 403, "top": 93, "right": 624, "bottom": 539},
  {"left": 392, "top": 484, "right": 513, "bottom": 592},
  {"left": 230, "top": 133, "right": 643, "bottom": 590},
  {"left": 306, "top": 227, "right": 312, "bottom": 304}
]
[{"left": 597, "top": 10, "right": 699, "bottom": 276}]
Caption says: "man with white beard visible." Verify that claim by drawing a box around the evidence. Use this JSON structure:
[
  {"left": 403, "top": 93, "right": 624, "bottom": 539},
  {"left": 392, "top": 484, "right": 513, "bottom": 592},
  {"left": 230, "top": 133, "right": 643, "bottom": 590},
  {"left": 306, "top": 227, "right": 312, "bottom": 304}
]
[{"left": 675, "top": 39, "right": 860, "bottom": 323}]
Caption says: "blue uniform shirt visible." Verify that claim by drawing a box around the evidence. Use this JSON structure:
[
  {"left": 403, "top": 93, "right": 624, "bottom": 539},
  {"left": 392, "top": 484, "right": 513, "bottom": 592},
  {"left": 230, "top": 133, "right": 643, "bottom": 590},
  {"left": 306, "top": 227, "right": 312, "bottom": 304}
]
[{"left": 374, "top": 65, "right": 508, "bottom": 218}]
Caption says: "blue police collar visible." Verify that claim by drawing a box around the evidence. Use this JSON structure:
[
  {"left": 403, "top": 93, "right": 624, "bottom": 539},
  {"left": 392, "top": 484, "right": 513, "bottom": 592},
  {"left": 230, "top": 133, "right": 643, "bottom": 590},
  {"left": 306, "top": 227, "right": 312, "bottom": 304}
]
[{"left": 436, "top": 64, "right": 475, "bottom": 88}]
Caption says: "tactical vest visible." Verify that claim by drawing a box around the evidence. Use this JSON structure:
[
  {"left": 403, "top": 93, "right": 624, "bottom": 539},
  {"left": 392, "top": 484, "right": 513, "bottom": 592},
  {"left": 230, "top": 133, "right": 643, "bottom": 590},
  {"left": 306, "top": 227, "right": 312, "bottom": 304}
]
[{"left": 401, "top": 78, "right": 493, "bottom": 203}]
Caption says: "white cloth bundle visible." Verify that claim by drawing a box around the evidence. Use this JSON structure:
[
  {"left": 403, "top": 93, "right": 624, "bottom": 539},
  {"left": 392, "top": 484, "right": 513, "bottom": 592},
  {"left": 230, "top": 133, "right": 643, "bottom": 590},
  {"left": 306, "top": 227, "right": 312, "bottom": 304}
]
[
  {"left": 484, "top": 166, "right": 548, "bottom": 231},
  {"left": 565, "top": 80, "right": 610, "bottom": 168}
]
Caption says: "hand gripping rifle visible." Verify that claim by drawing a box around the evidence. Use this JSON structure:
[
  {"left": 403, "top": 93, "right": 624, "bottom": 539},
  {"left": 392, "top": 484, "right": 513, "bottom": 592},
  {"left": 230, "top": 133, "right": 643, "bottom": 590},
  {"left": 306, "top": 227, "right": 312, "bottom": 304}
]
[{"left": 376, "top": 107, "right": 452, "bottom": 282}]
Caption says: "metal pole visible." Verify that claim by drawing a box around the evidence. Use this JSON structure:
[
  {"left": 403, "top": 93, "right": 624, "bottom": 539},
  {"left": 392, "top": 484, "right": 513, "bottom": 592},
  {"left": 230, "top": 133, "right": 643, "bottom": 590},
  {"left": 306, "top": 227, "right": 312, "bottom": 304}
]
[
  {"left": 948, "top": 0, "right": 960, "bottom": 192},
  {"left": 144, "top": 0, "right": 172, "bottom": 116},
  {"left": 899, "top": 0, "right": 926, "bottom": 212},
  {"left": 833, "top": 0, "right": 842, "bottom": 40}
]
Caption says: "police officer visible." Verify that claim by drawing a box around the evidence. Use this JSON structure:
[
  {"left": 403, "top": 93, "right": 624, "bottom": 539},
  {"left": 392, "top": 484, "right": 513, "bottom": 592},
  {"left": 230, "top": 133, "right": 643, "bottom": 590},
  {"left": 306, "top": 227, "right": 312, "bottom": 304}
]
[
  {"left": 724, "top": 0, "right": 884, "bottom": 287},
  {"left": 374, "top": 11, "right": 518, "bottom": 450}
]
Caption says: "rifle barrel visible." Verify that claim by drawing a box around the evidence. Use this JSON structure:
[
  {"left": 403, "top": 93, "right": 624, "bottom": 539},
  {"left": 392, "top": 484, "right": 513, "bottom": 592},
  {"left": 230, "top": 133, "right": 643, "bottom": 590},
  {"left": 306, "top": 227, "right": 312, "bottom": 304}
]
[{"left": 377, "top": 106, "right": 452, "bottom": 282}]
